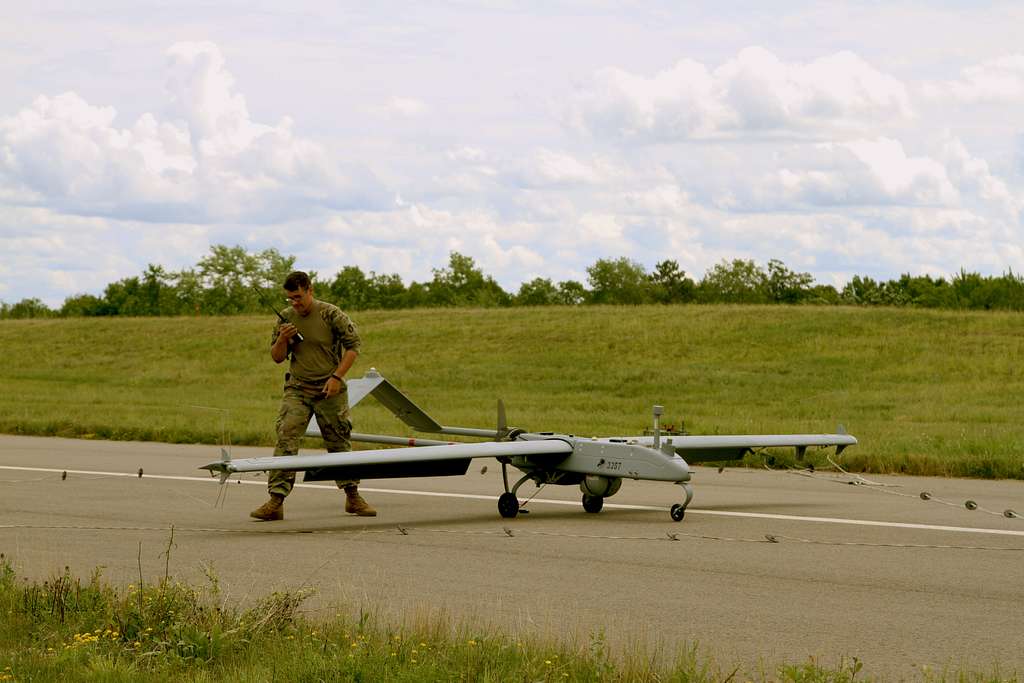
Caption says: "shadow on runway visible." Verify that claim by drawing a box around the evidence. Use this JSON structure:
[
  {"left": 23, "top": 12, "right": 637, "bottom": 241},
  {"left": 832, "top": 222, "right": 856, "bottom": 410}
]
[
  {"left": 692, "top": 501, "right": 824, "bottom": 512},
  {"left": 208, "top": 505, "right": 690, "bottom": 536}
]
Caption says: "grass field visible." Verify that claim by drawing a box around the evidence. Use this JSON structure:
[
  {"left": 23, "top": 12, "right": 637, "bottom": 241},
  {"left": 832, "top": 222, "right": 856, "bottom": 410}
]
[
  {"left": 0, "top": 557, "right": 1012, "bottom": 682},
  {"left": 0, "top": 305, "right": 1021, "bottom": 478}
]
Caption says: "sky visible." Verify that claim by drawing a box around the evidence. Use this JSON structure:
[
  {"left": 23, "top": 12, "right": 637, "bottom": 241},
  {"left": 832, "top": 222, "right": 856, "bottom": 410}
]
[{"left": 2, "top": 1, "right": 1023, "bottom": 306}]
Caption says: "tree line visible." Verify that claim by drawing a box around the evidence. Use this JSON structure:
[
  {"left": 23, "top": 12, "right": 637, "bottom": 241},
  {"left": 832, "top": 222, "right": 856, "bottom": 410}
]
[{"left": 3, "top": 244, "right": 1024, "bottom": 318}]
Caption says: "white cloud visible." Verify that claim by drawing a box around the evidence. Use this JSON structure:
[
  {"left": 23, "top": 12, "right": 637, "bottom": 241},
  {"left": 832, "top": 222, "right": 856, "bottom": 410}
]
[
  {"left": 568, "top": 47, "right": 912, "bottom": 142},
  {"left": 382, "top": 96, "right": 428, "bottom": 117},
  {"left": 319, "top": 205, "right": 549, "bottom": 286},
  {"left": 776, "top": 138, "right": 959, "bottom": 208},
  {"left": 923, "top": 54, "right": 1024, "bottom": 103},
  {"left": 505, "top": 148, "right": 623, "bottom": 188},
  {"left": 3, "top": 8, "right": 1024, "bottom": 308},
  {"left": 446, "top": 146, "right": 488, "bottom": 163},
  {"left": 940, "top": 136, "right": 1021, "bottom": 220},
  {"left": 0, "top": 204, "right": 210, "bottom": 305},
  {"left": 0, "top": 42, "right": 383, "bottom": 224}
]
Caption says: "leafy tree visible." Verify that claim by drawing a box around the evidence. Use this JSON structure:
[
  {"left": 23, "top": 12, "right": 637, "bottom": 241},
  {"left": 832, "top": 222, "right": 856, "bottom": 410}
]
[
  {"left": 1, "top": 298, "right": 54, "bottom": 319},
  {"left": 197, "top": 245, "right": 297, "bottom": 314},
  {"left": 840, "top": 275, "right": 909, "bottom": 306},
  {"left": 139, "top": 264, "right": 177, "bottom": 315},
  {"left": 953, "top": 269, "right": 1024, "bottom": 310},
  {"left": 555, "top": 280, "right": 586, "bottom": 305},
  {"left": 426, "top": 252, "right": 510, "bottom": 307},
  {"left": 649, "top": 259, "right": 696, "bottom": 303},
  {"left": 698, "top": 259, "right": 769, "bottom": 304},
  {"left": 515, "top": 278, "right": 559, "bottom": 306},
  {"left": 894, "top": 274, "right": 955, "bottom": 308},
  {"left": 103, "top": 278, "right": 142, "bottom": 315},
  {"left": 326, "top": 266, "right": 371, "bottom": 310},
  {"left": 169, "top": 269, "right": 204, "bottom": 316},
  {"left": 765, "top": 259, "right": 814, "bottom": 303},
  {"left": 324, "top": 267, "right": 409, "bottom": 310},
  {"left": 404, "top": 281, "right": 430, "bottom": 308},
  {"left": 586, "top": 258, "right": 651, "bottom": 304},
  {"left": 365, "top": 272, "right": 408, "bottom": 309},
  {"left": 60, "top": 294, "right": 108, "bottom": 317},
  {"left": 806, "top": 284, "right": 841, "bottom": 305}
]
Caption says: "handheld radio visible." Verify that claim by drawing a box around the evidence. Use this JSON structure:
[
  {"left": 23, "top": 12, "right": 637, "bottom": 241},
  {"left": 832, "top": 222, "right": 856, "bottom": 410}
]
[{"left": 253, "top": 286, "right": 304, "bottom": 344}]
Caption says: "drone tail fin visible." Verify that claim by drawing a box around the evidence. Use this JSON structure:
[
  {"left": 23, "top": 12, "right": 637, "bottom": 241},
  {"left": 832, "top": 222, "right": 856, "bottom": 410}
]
[{"left": 835, "top": 424, "right": 849, "bottom": 456}]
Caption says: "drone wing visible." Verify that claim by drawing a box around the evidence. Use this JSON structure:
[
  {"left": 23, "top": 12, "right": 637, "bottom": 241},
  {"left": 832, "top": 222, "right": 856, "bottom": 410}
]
[
  {"left": 200, "top": 439, "right": 572, "bottom": 481},
  {"left": 602, "top": 433, "right": 857, "bottom": 462}
]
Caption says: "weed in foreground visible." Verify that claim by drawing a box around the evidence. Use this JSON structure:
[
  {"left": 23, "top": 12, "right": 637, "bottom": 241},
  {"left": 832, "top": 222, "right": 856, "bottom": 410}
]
[{"left": 0, "top": 554, "right": 1019, "bottom": 682}]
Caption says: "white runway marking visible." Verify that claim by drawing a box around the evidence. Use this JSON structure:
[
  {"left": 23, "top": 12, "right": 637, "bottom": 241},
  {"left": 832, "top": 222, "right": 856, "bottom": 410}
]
[{"left": 3, "top": 464, "right": 1022, "bottom": 538}]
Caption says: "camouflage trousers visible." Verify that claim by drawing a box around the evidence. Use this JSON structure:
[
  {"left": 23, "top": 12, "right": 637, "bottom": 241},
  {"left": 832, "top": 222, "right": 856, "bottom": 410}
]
[{"left": 269, "top": 382, "right": 358, "bottom": 497}]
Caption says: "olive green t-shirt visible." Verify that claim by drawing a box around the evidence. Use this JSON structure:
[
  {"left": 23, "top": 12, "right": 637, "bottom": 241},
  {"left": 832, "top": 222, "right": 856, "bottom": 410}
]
[{"left": 270, "top": 300, "right": 361, "bottom": 384}]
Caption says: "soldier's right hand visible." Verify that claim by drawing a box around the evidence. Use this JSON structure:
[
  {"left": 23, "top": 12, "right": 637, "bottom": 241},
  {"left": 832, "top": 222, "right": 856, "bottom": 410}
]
[{"left": 279, "top": 323, "right": 299, "bottom": 340}]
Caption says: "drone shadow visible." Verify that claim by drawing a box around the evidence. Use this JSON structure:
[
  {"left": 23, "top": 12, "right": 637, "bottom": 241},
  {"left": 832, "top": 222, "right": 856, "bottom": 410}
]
[
  {"left": 247, "top": 505, "right": 686, "bottom": 535},
  {"left": 692, "top": 501, "right": 824, "bottom": 512}
]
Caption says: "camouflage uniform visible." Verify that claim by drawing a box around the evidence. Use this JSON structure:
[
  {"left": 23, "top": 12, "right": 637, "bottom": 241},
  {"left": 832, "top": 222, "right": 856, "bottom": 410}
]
[{"left": 268, "top": 299, "right": 361, "bottom": 498}]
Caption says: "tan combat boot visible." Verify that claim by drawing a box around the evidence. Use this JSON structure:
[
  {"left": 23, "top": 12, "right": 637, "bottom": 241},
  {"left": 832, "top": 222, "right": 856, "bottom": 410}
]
[
  {"left": 250, "top": 493, "right": 284, "bottom": 521},
  {"left": 344, "top": 485, "right": 377, "bottom": 516}
]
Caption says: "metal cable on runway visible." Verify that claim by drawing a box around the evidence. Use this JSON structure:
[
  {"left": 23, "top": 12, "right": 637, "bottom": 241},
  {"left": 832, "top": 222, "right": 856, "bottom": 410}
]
[
  {"left": 769, "top": 533, "right": 1024, "bottom": 552},
  {"left": 0, "top": 523, "right": 393, "bottom": 535},
  {"left": 761, "top": 456, "right": 1021, "bottom": 521}
]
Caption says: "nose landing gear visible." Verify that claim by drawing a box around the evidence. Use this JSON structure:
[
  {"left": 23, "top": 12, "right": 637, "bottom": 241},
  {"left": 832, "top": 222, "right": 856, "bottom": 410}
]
[{"left": 670, "top": 482, "right": 694, "bottom": 522}]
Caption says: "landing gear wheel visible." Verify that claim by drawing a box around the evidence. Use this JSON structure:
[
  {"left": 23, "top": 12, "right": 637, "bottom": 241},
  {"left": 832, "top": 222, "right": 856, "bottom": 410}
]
[
  {"left": 582, "top": 494, "right": 604, "bottom": 513},
  {"left": 498, "top": 492, "right": 520, "bottom": 518},
  {"left": 670, "top": 504, "right": 686, "bottom": 522}
]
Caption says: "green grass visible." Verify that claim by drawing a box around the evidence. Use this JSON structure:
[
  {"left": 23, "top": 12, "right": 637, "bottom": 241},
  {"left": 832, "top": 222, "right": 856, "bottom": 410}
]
[
  {"left": 1, "top": 305, "right": 1022, "bottom": 478},
  {"left": 0, "top": 554, "right": 1014, "bottom": 682}
]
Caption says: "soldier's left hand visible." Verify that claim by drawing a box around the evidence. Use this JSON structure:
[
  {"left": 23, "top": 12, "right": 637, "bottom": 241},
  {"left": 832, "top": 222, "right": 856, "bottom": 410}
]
[{"left": 322, "top": 377, "right": 342, "bottom": 397}]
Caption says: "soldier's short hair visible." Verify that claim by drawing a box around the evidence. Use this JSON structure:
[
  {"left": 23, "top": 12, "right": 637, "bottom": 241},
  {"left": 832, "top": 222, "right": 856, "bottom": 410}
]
[{"left": 283, "top": 271, "right": 311, "bottom": 292}]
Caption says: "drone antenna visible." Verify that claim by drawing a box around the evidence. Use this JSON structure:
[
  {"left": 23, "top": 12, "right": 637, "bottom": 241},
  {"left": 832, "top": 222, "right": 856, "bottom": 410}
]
[
  {"left": 497, "top": 399, "right": 508, "bottom": 440},
  {"left": 652, "top": 405, "right": 663, "bottom": 450},
  {"left": 190, "top": 405, "right": 234, "bottom": 504}
]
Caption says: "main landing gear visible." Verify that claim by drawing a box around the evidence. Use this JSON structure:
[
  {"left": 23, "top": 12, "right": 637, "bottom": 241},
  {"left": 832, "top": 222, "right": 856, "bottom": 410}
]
[
  {"left": 497, "top": 492, "right": 519, "bottom": 518},
  {"left": 497, "top": 461, "right": 536, "bottom": 519},
  {"left": 582, "top": 494, "right": 604, "bottom": 513},
  {"left": 497, "top": 461, "right": 575, "bottom": 518}
]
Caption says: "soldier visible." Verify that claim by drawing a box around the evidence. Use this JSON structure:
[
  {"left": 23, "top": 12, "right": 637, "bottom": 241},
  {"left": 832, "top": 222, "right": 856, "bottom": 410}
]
[{"left": 250, "top": 271, "right": 376, "bottom": 521}]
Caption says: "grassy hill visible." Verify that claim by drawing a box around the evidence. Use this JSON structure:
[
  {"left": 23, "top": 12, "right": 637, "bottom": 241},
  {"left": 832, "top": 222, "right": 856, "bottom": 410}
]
[{"left": 1, "top": 305, "right": 1021, "bottom": 478}]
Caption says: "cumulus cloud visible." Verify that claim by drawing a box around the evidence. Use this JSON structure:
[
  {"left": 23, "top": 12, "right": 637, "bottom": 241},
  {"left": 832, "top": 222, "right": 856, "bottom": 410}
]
[
  {"left": 504, "top": 148, "right": 624, "bottom": 188},
  {"left": 379, "top": 96, "right": 428, "bottom": 117},
  {"left": 0, "top": 204, "right": 210, "bottom": 305},
  {"left": 318, "top": 204, "right": 549, "bottom": 285},
  {"left": 568, "top": 46, "right": 912, "bottom": 142},
  {"left": 923, "top": 54, "right": 1024, "bottom": 103},
  {"left": 0, "top": 41, "right": 383, "bottom": 224},
  {"left": 765, "top": 138, "right": 958, "bottom": 208},
  {"left": 940, "top": 136, "right": 1021, "bottom": 220}
]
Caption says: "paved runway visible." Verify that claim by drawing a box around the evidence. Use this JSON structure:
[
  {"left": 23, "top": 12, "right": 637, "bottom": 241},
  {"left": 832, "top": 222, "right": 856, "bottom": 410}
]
[{"left": 2, "top": 434, "right": 1022, "bottom": 678}]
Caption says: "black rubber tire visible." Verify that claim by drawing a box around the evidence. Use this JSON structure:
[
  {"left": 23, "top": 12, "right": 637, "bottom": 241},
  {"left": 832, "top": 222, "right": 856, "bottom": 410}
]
[
  {"left": 670, "top": 504, "right": 686, "bottom": 522},
  {"left": 582, "top": 494, "right": 604, "bottom": 513},
  {"left": 498, "top": 492, "right": 520, "bottom": 518}
]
